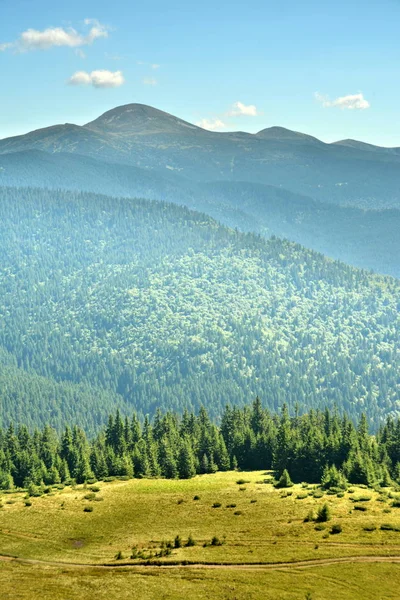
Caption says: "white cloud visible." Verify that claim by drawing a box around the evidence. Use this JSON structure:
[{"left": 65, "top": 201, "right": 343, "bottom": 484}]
[
  {"left": 196, "top": 118, "right": 227, "bottom": 131},
  {"left": 69, "top": 69, "right": 124, "bottom": 88},
  {"left": 151, "top": 63, "right": 160, "bottom": 70},
  {"left": 228, "top": 101, "right": 259, "bottom": 117},
  {"left": 315, "top": 92, "right": 370, "bottom": 110},
  {"left": 143, "top": 77, "right": 157, "bottom": 86},
  {"left": 1, "top": 19, "right": 109, "bottom": 52}
]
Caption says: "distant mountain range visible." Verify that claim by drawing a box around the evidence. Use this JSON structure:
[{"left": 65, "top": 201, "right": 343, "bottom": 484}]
[{"left": 1, "top": 103, "right": 399, "bottom": 278}]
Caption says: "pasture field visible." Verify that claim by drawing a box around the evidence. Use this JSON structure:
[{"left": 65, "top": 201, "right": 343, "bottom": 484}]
[{"left": 1, "top": 471, "right": 400, "bottom": 598}]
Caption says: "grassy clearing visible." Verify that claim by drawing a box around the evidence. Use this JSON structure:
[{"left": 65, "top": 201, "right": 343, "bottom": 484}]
[
  {"left": 1, "top": 562, "right": 400, "bottom": 600},
  {"left": 1, "top": 471, "right": 400, "bottom": 598}
]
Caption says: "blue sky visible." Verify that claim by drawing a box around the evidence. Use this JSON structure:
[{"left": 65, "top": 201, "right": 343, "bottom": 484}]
[{"left": 1, "top": 0, "right": 399, "bottom": 145}]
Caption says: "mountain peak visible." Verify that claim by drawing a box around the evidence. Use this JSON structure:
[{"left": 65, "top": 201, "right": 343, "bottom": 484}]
[
  {"left": 85, "top": 103, "right": 202, "bottom": 136},
  {"left": 255, "top": 126, "right": 323, "bottom": 145}
]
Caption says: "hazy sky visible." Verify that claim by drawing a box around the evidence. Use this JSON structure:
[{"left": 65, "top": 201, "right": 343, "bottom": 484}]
[{"left": 1, "top": 0, "right": 399, "bottom": 145}]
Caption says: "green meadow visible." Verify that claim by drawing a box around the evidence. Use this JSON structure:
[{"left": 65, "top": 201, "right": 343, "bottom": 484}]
[{"left": 1, "top": 471, "right": 400, "bottom": 598}]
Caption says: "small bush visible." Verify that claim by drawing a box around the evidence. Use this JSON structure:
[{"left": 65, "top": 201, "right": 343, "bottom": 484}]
[
  {"left": 336, "top": 492, "right": 345, "bottom": 498},
  {"left": 83, "top": 505, "right": 93, "bottom": 512},
  {"left": 177, "top": 499, "right": 185, "bottom": 505},
  {"left": 234, "top": 510, "right": 243, "bottom": 515},
  {"left": 313, "top": 490, "right": 324, "bottom": 499},
  {"left": 250, "top": 499, "right": 257, "bottom": 504},
  {"left": 226, "top": 503, "right": 236, "bottom": 508},
  {"left": 314, "top": 523, "right": 326, "bottom": 531},
  {"left": 296, "top": 492, "right": 308, "bottom": 500},
  {"left": 211, "top": 536, "right": 223, "bottom": 546},
  {"left": 193, "top": 495, "right": 200, "bottom": 501},
  {"left": 89, "top": 485, "right": 100, "bottom": 493},
  {"left": 330, "top": 524, "right": 342, "bottom": 535},
  {"left": 174, "top": 535, "right": 182, "bottom": 548},
  {"left": 238, "top": 487, "right": 246, "bottom": 492},
  {"left": 363, "top": 525, "right": 377, "bottom": 531},
  {"left": 354, "top": 505, "right": 368, "bottom": 512},
  {"left": 351, "top": 495, "right": 372, "bottom": 503},
  {"left": 380, "top": 523, "right": 400, "bottom": 532},
  {"left": 185, "top": 534, "right": 196, "bottom": 547},
  {"left": 236, "top": 479, "right": 250, "bottom": 485},
  {"left": 84, "top": 492, "right": 96, "bottom": 501},
  {"left": 212, "top": 502, "right": 222, "bottom": 508},
  {"left": 115, "top": 550, "right": 123, "bottom": 560},
  {"left": 304, "top": 510, "right": 315, "bottom": 523},
  {"left": 24, "top": 499, "right": 32, "bottom": 507},
  {"left": 316, "top": 503, "right": 331, "bottom": 522},
  {"left": 391, "top": 500, "right": 400, "bottom": 508},
  {"left": 274, "top": 469, "right": 293, "bottom": 489},
  {"left": 383, "top": 508, "right": 392, "bottom": 513}
]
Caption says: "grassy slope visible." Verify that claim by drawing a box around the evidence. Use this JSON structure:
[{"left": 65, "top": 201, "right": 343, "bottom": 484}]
[{"left": 2, "top": 471, "right": 400, "bottom": 598}]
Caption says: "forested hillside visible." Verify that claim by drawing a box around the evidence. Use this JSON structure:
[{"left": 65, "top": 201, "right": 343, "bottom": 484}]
[
  {"left": 0, "top": 187, "right": 398, "bottom": 429},
  {"left": 2, "top": 151, "right": 399, "bottom": 278}
]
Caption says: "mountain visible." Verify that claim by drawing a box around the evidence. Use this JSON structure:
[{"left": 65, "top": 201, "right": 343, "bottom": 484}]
[
  {"left": 0, "top": 187, "right": 398, "bottom": 429},
  {"left": 2, "top": 103, "right": 400, "bottom": 209},
  {"left": 1, "top": 150, "right": 399, "bottom": 278}
]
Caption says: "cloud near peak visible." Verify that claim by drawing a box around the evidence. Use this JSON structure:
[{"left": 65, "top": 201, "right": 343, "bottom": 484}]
[
  {"left": 196, "top": 118, "right": 227, "bottom": 131},
  {"left": 228, "top": 101, "right": 260, "bottom": 117},
  {"left": 315, "top": 92, "right": 370, "bottom": 110},
  {"left": 69, "top": 69, "right": 124, "bottom": 88},
  {"left": 1, "top": 19, "right": 109, "bottom": 52}
]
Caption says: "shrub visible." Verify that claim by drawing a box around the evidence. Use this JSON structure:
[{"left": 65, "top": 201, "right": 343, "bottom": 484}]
[
  {"left": 115, "top": 550, "right": 123, "bottom": 560},
  {"left": 84, "top": 492, "right": 96, "bottom": 501},
  {"left": 83, "top": 505, "right": 93, "bottom": 512},
  {"left": 239, "top": 487, "right": 246, "bottom": 492},
  {"left": 321, "top": 465, "right": 348, "bottom": 491},
  {"left": 313, "top": 490, "right": 324, "bottom": 499},
  {"left": 226, "top": 503, "right": 236, "bottom": 508},
  {"left": 314, "top": 523, "right": 326, "bottom": 531},
  {"left": 274, "top": 469, "right": 293, "bottom": 489},
  {"left": 304, "top": 510, "right": 315, "bottom": 523},
  {"left": 174, "top": 535, "right": 182, "bottom": 548},
  {"left": 185, "top": 534, "right": 196, "bottom": 547},
  {"left": 250, "top": 499, "right": 257, "bottom": 503},
  {"left": 211, "top": 536, "right": 223, "bottom": 546},
  {"left": 316, "top": 503, "right": 331, "bottom": 522},
  {"left": 89, "top": 485, "right": 100, "bottom": 493},
  {"left": 351, "top": 495, "right": 372, "bottom": 503},
  {"left": 24, "top": 499, "right": 32, "bottom": 507},
  {"left": 354, "top": 505, "right": 368, "bottom": 512},
  {"left": 296, "top": 492, "right": 308, "bottom": 500},
  {"left": 236, "top": 479, "right": 250, "bottom": 485},
  {"left": 177, "top": 499, "right": 185, "bottom": 505},
  {"left": 330, "top": 524, "right": 342, "bottom": 535},
  {"left": 212, "top": 502, "right": 222, "bottom": 508},
  {"left": 363, "top": 525, "right": 377, "bottom": 531},
  {"left": 193, "top": 495, "right": 200, "bottom": 501},
  {"left": 234, "top": 510, "right": 243, "bottom": 515},
  {"left": 380, "top": 523, "right": 400, "bottom": 532},
  {"left": 391, "top": 500, "right": 400, "bottom": 508}
]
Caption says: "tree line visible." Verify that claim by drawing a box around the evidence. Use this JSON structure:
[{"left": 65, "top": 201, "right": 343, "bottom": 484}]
[{"left": 1, "top": 398, "right": 400, "bottom": 491}]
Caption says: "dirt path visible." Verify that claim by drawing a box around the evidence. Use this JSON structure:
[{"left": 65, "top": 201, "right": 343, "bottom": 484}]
[{"left": 2, "top": 554, "right": 400, "bottom": 571}]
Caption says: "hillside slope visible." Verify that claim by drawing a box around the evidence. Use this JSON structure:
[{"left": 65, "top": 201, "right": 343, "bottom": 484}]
[
  {"left": 0, "top": 187, "right": 398, "bottom": 428},
  {"left": 1, "top": 151, "right": 399, "bottom": 278}
]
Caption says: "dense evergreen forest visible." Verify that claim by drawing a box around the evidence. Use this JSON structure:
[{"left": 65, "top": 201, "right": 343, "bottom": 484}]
[
  {"left": 0, "top": 187, "right": 399, "bottom": 430},
  {"left": 1, "top": 400, "right": 400, "bottom": 490}
]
